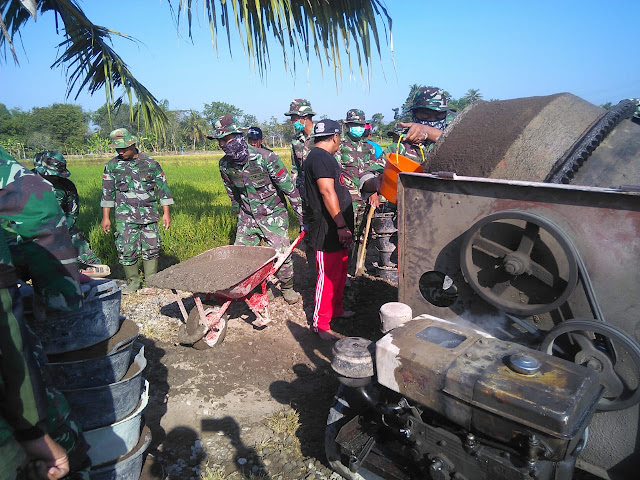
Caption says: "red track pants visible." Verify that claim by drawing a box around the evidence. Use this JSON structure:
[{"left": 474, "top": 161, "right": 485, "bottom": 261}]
[{"left": 312, "top": 248, "right": 349, "bottom": 332}]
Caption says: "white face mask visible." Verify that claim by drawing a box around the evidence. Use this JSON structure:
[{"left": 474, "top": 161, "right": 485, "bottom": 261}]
[{"left": 349, "top": 126, "right": 365, "bottom": 138}]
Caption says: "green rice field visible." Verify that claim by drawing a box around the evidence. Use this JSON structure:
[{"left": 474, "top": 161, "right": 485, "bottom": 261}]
[{"left": 66, "top": 148, "right": 299, "bottom": 278}]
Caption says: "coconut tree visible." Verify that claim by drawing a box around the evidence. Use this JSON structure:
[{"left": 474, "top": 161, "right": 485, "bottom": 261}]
[
  {"left": 183, "top": 110, "right": 209, "bottom": 151},
  {"left": 0, "top": 0, "right": 392, "bottom": 132},
  {"left": 463, "top": 89, "right": 483, "bottom": 103}
]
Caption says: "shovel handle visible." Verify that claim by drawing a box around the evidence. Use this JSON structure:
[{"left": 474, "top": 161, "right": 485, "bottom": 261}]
[
  {"left": 273, "top": 230, "right": 306, "bottom": 272},
  {"left": 355, "top": 206, "right": 375, "bottom": 277}
]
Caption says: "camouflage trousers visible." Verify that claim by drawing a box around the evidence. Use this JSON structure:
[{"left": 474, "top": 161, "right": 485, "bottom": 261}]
[
  {"left": 115, "top": 220, "right": 160, "bottom": 266},
  {"left": 69, "top": 226, "right": 102, "bottom": 265},
  {"left": 235, "top": 213, "right": 292, "bottom": 283}
]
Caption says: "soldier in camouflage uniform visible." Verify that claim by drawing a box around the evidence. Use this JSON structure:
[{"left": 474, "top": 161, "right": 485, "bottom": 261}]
[
  {"left": 210, "top": 115, "right": 303, "bottom": 304},
  {"left": 285, "top": 99, "right": 317, "bottom": 272},
  {"left": 32, "top": 151, "right": 108, "bottom": 277},
  {"left": 336, "top": 108, "right": 384, "bottom": 227},
  {"left": 386, "top": 86, "right": 456, "bottom": 166},
  {"left": 1, "top": 147, "right": 90, "bottom": 479},
  {"left": 101, "top": 128, "right": 174, "bottom": 294},
  {"left": 285, "top": 99, "right": 316, "bottom": 197}
]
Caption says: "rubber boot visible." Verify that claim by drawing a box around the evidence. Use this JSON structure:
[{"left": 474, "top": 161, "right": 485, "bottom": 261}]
[
  {"left": 143, "top": 259, "right": 158, "bottom": 281},
  {"left": 281, "top": 278, "right": 300, "bottom": 305},
  {"left": 122, "top": 264, "right": 141, "bottom": 294}
]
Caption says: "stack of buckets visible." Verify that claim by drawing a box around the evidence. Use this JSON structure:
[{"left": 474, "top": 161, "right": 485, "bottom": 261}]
[
  {"left": 373, "top": 152, "right": 423, "bottom": 282},
  {"left": 23, "top": 278, "right": 151, "bottom": 480}
]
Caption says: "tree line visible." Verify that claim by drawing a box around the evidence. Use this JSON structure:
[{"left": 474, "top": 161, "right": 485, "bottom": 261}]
[
  {"left": 0, "top": 86, "right": 486, "bottom": 158},
  {"left": 0, "top": 85, "right": 616, "bottom": 159}
]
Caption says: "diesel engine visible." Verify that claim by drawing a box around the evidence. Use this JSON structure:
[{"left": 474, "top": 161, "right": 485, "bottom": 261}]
[{"left": 327, "top": 315, "right": 603, "bottom": 480}]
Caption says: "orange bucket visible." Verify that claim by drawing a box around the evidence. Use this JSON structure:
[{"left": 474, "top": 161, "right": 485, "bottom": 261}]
[{"left": 380, "top": 152, "right": 423, "bottom": 204}]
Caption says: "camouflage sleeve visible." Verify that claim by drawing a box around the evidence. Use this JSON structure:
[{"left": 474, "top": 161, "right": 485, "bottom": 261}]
[
  {"left": 152, "top": 160, "right": 174, "bottom": 207},
  {"left": 289, "top": 143, "right": 299, "bottom": 187},
  {"left": 100, "top": 161, "right": 116, "bottom": 208},
  {"left": 219, "top": 163, "right": 240, "bottom": 215},
  {"left": 266, "top": 151, "right": 303, "bottom": 224},
  {"left": 64, "top": 180, "right": 80, "bottom": 229},
  {"left": 1, "top": 167, "right": 82, "bottom": 311},
  {"left": 0, "top": 285, "right": 49, "bottom": 440}
]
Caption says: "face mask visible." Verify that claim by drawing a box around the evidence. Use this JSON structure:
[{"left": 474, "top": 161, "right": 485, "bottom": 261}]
[
  {"left": 412, "top": 114, "right": 447, "bottom": 132},
  {"left": 221, "top": 135, "right": 249, "bottom": 164},
  {"left": 293, "top": 120, "right": 305, "bottom": 132},
  {"left": 349, "top": 126, "right": 365, "bottom": 138}
]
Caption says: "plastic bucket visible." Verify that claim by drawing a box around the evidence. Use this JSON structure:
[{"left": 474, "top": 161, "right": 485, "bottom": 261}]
[{"left": 380, "top": 153, "right": 423, "bottom": 204}]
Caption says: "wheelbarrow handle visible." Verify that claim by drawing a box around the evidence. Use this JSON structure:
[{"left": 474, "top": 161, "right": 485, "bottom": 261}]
[{"left": 272, "top": 231, "right": 306, "bottom": 272}]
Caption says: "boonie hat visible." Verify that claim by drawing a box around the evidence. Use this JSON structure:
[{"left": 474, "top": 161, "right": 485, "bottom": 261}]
[
  {"left": 33, "top": 151, "right": 70, "bottom": 178},
  {"left": 247, "top": 126, "right": 263, "bottom": 140},
  {"left": 345, "top": 109, "right": 366, "bottom": 125},
  {"left": 109, "top": 128, "right": 137, "bottom": 149},
  {"left": 311, "top": 119, "right": 341, "bottom": 138},
  {"left": 410, "top": 86, "right": 449, "bottom": 112},
  {"left": 285, "top": 99, "right": 316, "bottom": 117},
  {"left": 207, "top": 115, "right": 247, "bottom": 140}
]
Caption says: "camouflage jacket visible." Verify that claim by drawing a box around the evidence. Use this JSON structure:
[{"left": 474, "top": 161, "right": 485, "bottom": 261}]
[
  {"left": 290, "top": 131, "right": 313, "bottom": 193},
  {"left": 34, "top": 172, "right": 79, "bottom": 229},
  {"left": 101, "top": 151, "right": 174, "bottom": 223},
  {"left": 335, "top": 133, "right": 383, "bottom": 200},
  {"left": 220, "top": 146, "right": 303, "bottom": 225},
  {"left": 0, "top": 147, "right": 82, "bottom": 311}
]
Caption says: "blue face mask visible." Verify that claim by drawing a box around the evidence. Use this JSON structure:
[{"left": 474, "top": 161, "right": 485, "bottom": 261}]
[
  {"left": 293, "top": 120, "right": 305, "bottom": 132},
  {"left": 349, "top": 126, "right": 365, "bottom": 138}
]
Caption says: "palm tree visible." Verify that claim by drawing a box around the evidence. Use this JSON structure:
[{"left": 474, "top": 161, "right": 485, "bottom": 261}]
[
  {"left": 463, "top": 89, "right": 483, "bottom": 103},
  {"left": 183, "top": 110, "right": 209, "bottom": 151},
  {"left": 1, "top": 0, "right": 392, "bottom": 131}
]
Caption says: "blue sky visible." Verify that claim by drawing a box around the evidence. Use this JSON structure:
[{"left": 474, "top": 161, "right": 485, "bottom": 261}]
[{"left": 1, "top": 0, "right": 639, "bottom": 123}]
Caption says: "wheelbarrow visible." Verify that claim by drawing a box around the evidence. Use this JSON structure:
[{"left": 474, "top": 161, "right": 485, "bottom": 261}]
[{"left": 147, "top": 231, "right": 305, "bottom": 349}]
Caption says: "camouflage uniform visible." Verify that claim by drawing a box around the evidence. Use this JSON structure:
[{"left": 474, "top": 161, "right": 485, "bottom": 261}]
[
  {"left": 386, "top": 86, "right": 456, "bottom": 164},
  {"left": 0, "top": 147, "right": 89, "bottom": 478},
  {"left": 285, "top": 99, "right": 316, "bottom": 198},
  {"left": 32, "top": 151, "right": 102, "bottom": 266},
  {"left": 630, "top": 98, "right": 640, "bottom": 125},
  {"left": 101, "top": 130, "right": 174, "bottom": 266},
  {"left": 335, "top": 109, "right": 385, "bottom": 230},
  {"left": 213, "top": 116, "right": 303, "bottom": 286}
]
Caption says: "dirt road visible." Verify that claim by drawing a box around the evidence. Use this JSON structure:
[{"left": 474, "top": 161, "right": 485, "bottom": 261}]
[{"left": 128, "top": 250, "right": 398, "bottom": 479}]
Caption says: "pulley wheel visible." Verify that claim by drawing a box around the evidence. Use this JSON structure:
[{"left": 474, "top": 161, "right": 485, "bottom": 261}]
[
  {"left": 460, "top": 210, "right": 578, "bottom": 315},
  {"left": 539, "top": 319, "right": 640, "bottom": 411}
]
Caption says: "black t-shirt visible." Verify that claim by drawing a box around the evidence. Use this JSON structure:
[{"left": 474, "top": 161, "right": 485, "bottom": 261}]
[{"left": 303, "top": 146, "right": 354, "bottom": 252}]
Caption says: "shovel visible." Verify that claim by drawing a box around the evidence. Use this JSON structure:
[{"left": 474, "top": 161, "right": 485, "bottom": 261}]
[{"left": 355, "top": 205, "right": 375, "bottom": 277}]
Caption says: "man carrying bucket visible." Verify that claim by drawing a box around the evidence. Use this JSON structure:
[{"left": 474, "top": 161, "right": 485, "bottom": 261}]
[{"left": 211, "top": 115, "right": 304, "bottom": 305}]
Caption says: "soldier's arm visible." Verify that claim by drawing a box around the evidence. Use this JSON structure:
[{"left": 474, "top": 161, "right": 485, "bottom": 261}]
[
  {"left": 100, "top": 163, "right": 115, "bottom": 234},
  {"left": 289, "top": 143, "right": 299, "bottom": 186},
  {"left": 65, "top": 180, "right": 80, "bottom": 229},
  {"left": 266, "top": 152, "right": 303, "bottom": 224},
  {"left": 153, "top": 161, "right": 175, "bottom": 207},
  {"left": 219, "top": 166, "right": 240, "bottom": 215}
]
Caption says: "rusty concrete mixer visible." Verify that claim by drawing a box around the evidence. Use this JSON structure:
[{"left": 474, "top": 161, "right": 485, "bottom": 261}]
[{"left": 325, "top": 94, "right": 640, "bottom": 480}]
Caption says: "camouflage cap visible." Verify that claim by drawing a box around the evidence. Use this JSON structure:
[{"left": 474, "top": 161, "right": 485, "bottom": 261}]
[
  {"left": 386, "top": 124, "right": 408, "bottom": 138},
  {"left": 345, "top": 108, "right": 366, "bottom": 125},
  {"left": 33, "top": 151, "right": 70, "bottom": 178},
  {"left": 410, "top": 86, "right": 449, "bottom": 112},
  {"left": 207, "top": 115, "right": 247, "bottom": 140},
  {"left": 284, "top": 99, "right": 316, "bottom": 117},
  {"left": 109, "top": 128, "right": 137, "bottom": 149}
]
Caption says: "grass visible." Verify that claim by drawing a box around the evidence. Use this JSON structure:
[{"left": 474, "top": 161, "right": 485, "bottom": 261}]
[
  {"left": 67, "top": 152, "right": 299, "bottom": 278},
  {"left": 264, "top": 408, "right": 300, "bottom": 439}
]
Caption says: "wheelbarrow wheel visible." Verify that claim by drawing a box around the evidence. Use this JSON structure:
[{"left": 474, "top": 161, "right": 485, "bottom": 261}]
[{"left": 180, "top": 304, "right": 228, "bottom": 349}]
